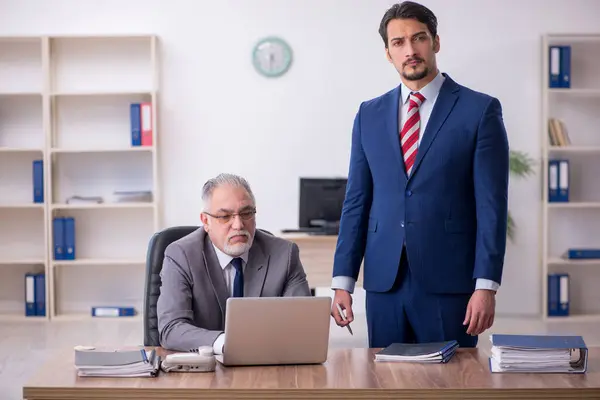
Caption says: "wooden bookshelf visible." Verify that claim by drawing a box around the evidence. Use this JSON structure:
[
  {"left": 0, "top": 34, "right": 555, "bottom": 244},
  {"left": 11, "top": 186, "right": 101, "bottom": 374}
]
[
  {"left": 541, "top": 33, "right": 600, "bottom": 322},
  {"left": 0, "top": 35, "right": 160, "bottom": 322}
]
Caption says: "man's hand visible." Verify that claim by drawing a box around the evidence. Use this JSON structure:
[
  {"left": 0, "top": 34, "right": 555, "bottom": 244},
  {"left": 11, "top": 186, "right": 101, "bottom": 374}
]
[
  {"left": 463, "top": 289, "right": 496, "bottom": 335},
  {"left": 331, "top": 289, "right": 353, "bottom": 327}
]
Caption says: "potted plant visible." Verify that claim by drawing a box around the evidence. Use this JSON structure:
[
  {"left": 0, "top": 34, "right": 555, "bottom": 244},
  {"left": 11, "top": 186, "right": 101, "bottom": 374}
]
[{"left": 507, "top": 150, "right": 535, "bottom": 241}]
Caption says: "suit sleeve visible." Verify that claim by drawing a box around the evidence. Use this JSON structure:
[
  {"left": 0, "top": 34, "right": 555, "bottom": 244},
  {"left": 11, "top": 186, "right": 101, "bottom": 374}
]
[
  {"left": 283, "top": 243, "right": 312, "bottom": 297},
  {"left": 156, "top": 243, "right": 223, "bottom": 351},
  {"left": 331, "top": 103, "right": 373, "bottom": 289},
  {"left": 473, "top": 97, "right": 509, "bottom": 285}
]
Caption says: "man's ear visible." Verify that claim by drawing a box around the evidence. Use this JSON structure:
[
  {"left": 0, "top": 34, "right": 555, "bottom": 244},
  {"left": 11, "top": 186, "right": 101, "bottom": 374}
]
[
  {"left": 433, "top": 35, "right": 440, "bottom": 53},
  {"left": 200, "top": 213, "right": 209, "bottom": 232},
  {"left": 385, "top": 47, "right": 392, "bottom": 63}
]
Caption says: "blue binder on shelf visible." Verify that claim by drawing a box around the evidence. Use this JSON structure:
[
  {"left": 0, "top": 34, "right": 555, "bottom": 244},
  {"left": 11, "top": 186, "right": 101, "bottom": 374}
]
[
  {"left": 490, "top": 334, "right": 587, "bottom": 373},
  {"left": 64, "top": 217, "right": 76, "bottom": 260},
  {"left": 548, "top": 159, "right": 569, "bottom": 202},
  {"left": 24, "top": 273, "right": 45, "bottom": 317},
  {"left": 130, "top": 103, "right": 141, "bottom": 146},
  {"left": 548, "top": 160, "right": 559, "bottom": 201},
  {"left": 33, "top": 160, "right": 43, "bottom": 203},
  {"left": 548, "top": 45, "right": 571, "bottom": 88},
  {"left": 560, "top": 45, "right": 571, "bottom": 88},
  {"left": 547, "top": 273, "right": 569, "bottom": 317},
  {"left": 558, "top": 159, "right": 569, "bottom": 201},
  {"left": 53, "top": 217, "right": 76, "bottom": 260},
  {"left": 92, "top": 306, "right": 136, "bottom": 317},
  {"left": 568, "top": 248, "right": 600, "bottom": 259},
  {"left": 53, "top": 217, "right": 65, "bottom": 260},
  {"left": 34, "top": 273, "right": 46, "bottom": 317},
  {"left": 25, "top": 273, "right": 36, "bottom": 316}
]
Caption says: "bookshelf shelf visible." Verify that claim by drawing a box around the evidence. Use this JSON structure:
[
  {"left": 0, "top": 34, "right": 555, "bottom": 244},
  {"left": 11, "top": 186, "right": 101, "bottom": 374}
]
[
  {"left": 0, "top": 204, "right": 45, "bottom": 209},
  {"left": 0, "top": 314, "right": 47, "bottom": 322},
  {"left": 52, "top": 258, "right": 145, "bottom": 266},
  {"left": 50, "top": 147, "right": 154, "bottom": 154},
  {"left": 547, "top": 202, "right": 600, "bottom": 209},
  {"left": 546, "top": 314, "right": 600, "bottom": 323},
  {"left": 548, "top": 88, "right": 600, "bottom": 96},
  {"left": 51, "top": 202, "right": 154, "bottom": 210},
  {"left": 548, "top": 258, "right": 600, "bottom": 266},
  {"left": 0, "top": 34, "right": 160, "bottom": 322},
  {"left": 51, "top": 90, "right": 153, "bottom": 97},
  {"left": 52, "top": 313, "right": 143, "bottom": 322},
  {"left": 541, "top": 34, "right": 600, "bottom": 321},
  {"left": 0, "top": 259, "right": 46, "bottom": 265},
  {"left": 0, "top": 147, "right": 44, "bottom": 153},
  {"left": 548, "top": 146, "right": 600, "bottom": 154}
]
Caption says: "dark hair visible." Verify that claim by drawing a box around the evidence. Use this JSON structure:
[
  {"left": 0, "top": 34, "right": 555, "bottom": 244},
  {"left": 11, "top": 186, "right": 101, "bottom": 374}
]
[{"left": 379, "top": 1, "right": 438, "bottom": 47}]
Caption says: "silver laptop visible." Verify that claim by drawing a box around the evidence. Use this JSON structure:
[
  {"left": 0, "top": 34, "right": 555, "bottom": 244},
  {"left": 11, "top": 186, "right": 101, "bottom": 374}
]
[{"left": 217, "top": 296, "right": 331, "bottom": 366}]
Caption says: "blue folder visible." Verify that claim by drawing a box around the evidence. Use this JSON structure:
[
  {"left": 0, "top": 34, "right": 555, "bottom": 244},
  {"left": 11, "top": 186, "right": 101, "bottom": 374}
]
[{"left": 489, "top": 334, "right": 588, "bottom": 373}]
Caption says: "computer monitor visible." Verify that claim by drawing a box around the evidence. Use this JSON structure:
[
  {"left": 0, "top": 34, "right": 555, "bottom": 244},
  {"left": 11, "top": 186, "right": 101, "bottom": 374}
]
[{"left": 299, "top": 177, "right": 347, "bottom": 234}]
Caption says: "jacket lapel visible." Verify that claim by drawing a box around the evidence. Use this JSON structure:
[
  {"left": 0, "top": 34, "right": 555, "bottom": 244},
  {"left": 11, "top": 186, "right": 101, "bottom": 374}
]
[
  {"left": 202, "top": 236, "right": 229, "bottom": 315},
  {"left": 409, "top": 74, "right": 460, "bottom": 180},
  {"left": 244, "top": 237, "right": 269, "bottom": 297},
  {"left": 384, "top": 85, "right": 408, "bottom": 181}
]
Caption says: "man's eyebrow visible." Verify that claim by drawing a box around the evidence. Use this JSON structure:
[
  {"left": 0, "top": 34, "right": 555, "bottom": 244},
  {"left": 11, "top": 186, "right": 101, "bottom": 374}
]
[
  {"left": 390, "top": 31, "right": 427, "bottom": 42},
  {"left": 216, "top": 208, "right": 234, "bottom": 213}
]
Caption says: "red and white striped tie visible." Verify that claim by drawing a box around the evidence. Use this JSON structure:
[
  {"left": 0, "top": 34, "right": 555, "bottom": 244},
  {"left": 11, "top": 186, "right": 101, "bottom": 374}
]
[{"left": 400, "top": 92, "right": 425, "bottom": 175}]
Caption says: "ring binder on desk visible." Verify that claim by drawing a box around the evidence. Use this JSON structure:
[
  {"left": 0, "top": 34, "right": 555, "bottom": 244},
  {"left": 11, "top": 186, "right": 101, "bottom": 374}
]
[{"left": 489, "top": 334, "right": 588, "bottom": 373}]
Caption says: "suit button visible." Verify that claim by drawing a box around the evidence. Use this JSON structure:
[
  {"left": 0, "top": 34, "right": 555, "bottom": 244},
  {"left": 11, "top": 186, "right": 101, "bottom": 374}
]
[
  {"left": 406, "top": 190, "right": 412, "bottom": 197},
  {"left": 401, "top": 221, "right": 405, "bottom": 228}
]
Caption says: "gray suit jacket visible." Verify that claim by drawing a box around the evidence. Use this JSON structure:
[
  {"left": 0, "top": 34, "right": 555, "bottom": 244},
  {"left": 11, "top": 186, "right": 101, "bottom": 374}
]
[{"left": 157, "top": 228, "right": 312, "bottom": 351}]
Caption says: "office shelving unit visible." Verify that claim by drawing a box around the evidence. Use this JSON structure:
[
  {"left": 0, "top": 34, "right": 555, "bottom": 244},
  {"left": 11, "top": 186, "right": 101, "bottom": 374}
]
[
  {"left": 0, "top": 35, "right": 160, "bottom": 322},
  {"left": 541, "top": 33, "right": 600, "bottom": 322}
]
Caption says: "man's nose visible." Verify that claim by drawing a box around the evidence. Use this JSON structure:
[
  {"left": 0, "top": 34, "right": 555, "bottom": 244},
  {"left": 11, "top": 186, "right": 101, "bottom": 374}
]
[{"left": 231, "top": 214, "right": 243, "bottom": 229}]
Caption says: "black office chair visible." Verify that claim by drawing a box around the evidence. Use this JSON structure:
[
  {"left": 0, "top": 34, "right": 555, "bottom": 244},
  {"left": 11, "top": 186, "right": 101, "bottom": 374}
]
[
  {"left": 143, "top": 225, "right": 199, "bottom": 346},
  {"left": 143, "top": 226, "right": 274, "bottom": 346}
]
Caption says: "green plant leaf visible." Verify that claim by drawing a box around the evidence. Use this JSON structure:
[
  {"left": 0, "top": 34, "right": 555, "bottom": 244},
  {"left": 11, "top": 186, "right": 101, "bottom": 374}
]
[
  {"left": 506, "top": 150, "right": 535, "bottom": 242},
  {"left": 509, "top": 150, "right": 535, "bottom": 178}
]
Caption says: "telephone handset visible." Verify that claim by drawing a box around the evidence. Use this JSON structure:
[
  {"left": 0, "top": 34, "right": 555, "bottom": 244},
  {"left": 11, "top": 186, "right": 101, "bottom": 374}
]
[{"left": 161, "top": 346, "right": 216, "bottom": 372}]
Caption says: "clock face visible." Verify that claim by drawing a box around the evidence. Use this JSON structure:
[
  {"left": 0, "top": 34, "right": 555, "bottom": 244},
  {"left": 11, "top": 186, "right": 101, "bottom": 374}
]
[{"left": 252, "top": 37, "right": 293, "bottom": 78}]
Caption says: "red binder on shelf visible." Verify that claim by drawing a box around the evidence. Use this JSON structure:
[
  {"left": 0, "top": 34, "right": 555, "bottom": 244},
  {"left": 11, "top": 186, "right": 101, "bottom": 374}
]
[{"left": 140, "top": 102, "right": 153, "bottom": 146}]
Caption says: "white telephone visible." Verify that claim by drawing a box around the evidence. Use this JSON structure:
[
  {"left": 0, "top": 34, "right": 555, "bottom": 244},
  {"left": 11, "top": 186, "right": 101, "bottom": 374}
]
[{"left": 161, "top": 346, "right": 216, "bottom": 373}]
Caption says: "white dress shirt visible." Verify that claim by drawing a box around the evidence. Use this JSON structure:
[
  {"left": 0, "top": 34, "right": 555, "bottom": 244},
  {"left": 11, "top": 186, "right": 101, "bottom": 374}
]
[
  {"left": 331, "top": 71, "right": 500, "bottom": 294},
  {"left": 210, "top": 244, "right": 249, "bottom": 355}
]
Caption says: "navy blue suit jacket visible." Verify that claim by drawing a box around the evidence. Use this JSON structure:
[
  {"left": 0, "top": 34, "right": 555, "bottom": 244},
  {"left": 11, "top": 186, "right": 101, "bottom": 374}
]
[{"left": 332, "top": 73, "right": 509, "bottom": 294}]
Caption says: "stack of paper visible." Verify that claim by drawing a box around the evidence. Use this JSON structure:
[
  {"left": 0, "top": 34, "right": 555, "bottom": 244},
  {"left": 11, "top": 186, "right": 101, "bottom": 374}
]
[
  {"left": 74, "top": 348, "right": 160, "bottom": 377},
  {"left": 489, "top": 334, "right": 588, "bottom": 373},
  {"left": 374, "top": 340, "right": 459, "bottom": 363}
]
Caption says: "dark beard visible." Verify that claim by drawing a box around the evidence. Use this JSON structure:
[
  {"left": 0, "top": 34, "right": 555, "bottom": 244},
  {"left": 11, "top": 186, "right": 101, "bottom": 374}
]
[{"left": 402, "top": 65, "right": 429, "bottom": 81}]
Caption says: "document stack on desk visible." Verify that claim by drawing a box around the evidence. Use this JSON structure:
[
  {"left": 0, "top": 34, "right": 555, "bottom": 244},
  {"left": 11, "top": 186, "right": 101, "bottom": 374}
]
[
  {"left": 74, "top": 347, "right": 160, "bottom": 377},
  {"left": 489, "top": 334, "right": 588, "bottom": 373},
  {"left": 374, "top": 340, "right": 458, "bottom": 363}
]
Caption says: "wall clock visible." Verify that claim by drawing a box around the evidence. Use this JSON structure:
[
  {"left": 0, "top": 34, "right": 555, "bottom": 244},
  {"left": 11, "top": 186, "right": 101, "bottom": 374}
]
[{"left": 252, "top": 36, "right": 293, "bottom": 78}]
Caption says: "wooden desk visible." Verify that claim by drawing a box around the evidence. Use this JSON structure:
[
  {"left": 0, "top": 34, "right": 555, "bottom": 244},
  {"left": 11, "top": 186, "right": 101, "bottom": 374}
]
[{"left": 23, "top": 347, "right": 600, "bottom": 399}]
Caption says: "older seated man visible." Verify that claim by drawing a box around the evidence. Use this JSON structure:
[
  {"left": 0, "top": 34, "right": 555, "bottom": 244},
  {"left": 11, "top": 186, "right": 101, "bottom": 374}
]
[{"left": 157, "top": 173, "right": 312, "bottom": 353}]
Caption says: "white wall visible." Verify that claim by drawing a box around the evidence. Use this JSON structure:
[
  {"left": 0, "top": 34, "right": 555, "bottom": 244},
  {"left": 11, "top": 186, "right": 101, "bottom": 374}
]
[{"left": 2, "top": 0, "right": 600, "bottom": 316}]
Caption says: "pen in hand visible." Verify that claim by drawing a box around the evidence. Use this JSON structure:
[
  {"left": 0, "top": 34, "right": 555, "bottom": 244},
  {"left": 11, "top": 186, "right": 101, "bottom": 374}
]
[{"left": 336, "top": 303, "right": 353, "bottom": 335}]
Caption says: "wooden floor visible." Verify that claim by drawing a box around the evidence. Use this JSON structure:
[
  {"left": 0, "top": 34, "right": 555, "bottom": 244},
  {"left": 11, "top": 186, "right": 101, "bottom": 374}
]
[{"left": 3, "top": 314, "right": 600, "bottom": 400}]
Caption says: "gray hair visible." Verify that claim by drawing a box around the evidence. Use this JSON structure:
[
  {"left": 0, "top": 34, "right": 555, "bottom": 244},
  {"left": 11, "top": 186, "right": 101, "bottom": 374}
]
[{"left": 202, "top": 173, "right": 256, "bottom": 210}]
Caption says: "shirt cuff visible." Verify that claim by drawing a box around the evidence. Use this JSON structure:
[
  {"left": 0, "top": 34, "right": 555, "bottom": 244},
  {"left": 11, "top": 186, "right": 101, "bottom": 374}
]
[
  {"left": 331, "top": 276, "right": 356, "bottom": 294},
  {"left": 213, "top": 333, "right": 225, "bottom": 355},
  {"left": 475, "top": 278, "right": 500, "bottom": 291}
]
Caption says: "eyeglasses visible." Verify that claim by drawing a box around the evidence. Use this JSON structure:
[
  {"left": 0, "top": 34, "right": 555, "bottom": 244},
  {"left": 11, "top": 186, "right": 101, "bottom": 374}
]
[{"left": 204, "top": 209, "right": 256, "bottom": 224}]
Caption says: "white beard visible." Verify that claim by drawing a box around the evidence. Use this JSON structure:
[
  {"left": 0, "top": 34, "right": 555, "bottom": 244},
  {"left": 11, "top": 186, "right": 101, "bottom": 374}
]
[{"left": 223, "top": 231, "right": 254, "bottom": 256}]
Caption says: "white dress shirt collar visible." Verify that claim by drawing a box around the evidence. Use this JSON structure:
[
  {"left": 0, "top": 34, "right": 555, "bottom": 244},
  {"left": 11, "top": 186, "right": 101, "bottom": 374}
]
[
  {"left": 211, "top": 243, "right": 249, "bottom": 270},
  {"left": 400, "top": 70, "right": 445, "bottom": 105}
]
